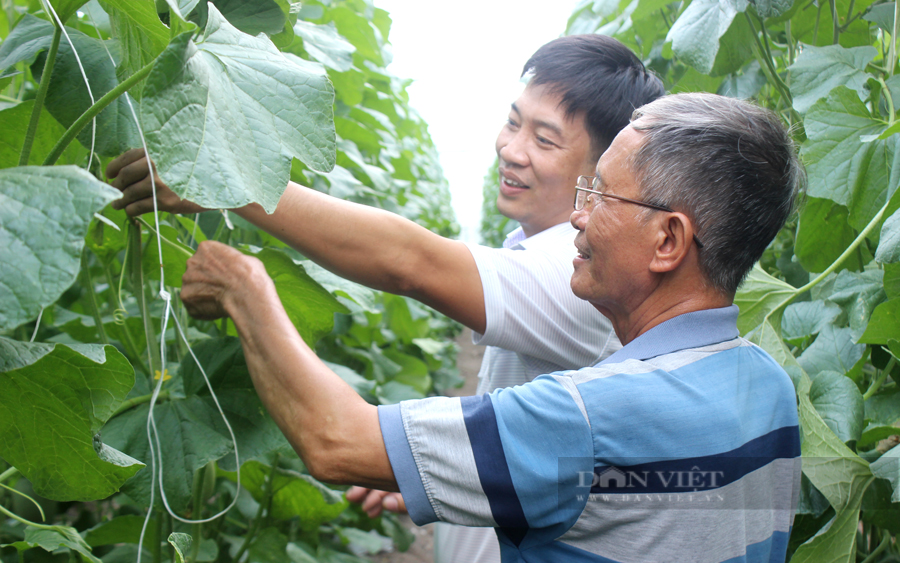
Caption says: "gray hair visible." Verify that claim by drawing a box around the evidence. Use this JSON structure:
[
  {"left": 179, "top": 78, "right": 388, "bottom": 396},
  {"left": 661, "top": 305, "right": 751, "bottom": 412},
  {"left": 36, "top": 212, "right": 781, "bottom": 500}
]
[{"left": 629, "top": 93, "right": 804, "bottom": 295}]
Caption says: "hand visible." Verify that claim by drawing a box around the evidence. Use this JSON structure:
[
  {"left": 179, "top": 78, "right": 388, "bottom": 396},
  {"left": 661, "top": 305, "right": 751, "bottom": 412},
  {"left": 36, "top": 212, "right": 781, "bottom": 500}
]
[
  {"left": 345, "top": 486, "right": 407, "bottom": 518},
  {"left": 181, "top": 241, "right": 268, "bottom": 320},
  {"left": 108, "top": 148, "right": 207, "bottom": 216}
]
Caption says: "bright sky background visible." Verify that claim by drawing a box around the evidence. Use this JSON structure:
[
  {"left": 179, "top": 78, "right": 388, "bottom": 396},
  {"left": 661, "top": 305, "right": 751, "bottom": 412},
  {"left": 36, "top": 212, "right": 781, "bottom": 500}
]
[{"left": 372, "top": 0, "right": 581, "bottom": 242}]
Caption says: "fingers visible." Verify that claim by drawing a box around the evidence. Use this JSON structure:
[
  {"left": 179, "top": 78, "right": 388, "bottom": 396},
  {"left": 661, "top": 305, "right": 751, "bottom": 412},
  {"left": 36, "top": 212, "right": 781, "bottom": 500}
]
[
  {"left": 345, "top": 487, "right": 407, "bottom": 518},
  {"left": 106, "top": 148, "right": 147, "bottom": 180}
]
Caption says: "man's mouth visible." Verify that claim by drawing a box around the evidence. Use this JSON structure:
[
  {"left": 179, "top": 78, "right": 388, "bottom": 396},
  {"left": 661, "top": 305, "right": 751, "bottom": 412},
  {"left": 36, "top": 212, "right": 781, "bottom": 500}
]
[{"left": 500, "top": 171, "right": 529, "bottom": 190}]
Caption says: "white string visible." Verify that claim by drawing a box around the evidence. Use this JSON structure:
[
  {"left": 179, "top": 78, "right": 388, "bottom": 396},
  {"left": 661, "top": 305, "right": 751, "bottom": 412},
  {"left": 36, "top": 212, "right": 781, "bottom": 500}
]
[
  {"left": 41, "top": 0, "right": 96, "bottom": 171},
  {"left": 81, "top": 12, "right": 242, "bottom": 561},
  {"left": 29, "top": 308, "right": 43, "bottom": 342}
]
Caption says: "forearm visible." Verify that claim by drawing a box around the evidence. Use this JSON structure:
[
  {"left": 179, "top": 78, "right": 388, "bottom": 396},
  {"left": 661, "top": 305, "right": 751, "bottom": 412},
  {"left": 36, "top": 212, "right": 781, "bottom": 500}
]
[
  {"left": 235, "top": 182, "right": 435, "bottom": 295},
  {"left": 225, "top": 268, "right": 397, "bottom": 490},
  {"left": 235, "top": 182, "right": 487, "bottom": 331}
]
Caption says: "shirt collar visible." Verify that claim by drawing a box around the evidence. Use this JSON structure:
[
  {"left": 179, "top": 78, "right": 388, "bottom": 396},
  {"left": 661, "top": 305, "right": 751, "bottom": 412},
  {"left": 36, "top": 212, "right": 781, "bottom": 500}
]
[
  {"left": 599, "top": 305, "right": 740, "bottom": 365},
  {"left": 503, "top": 222, "right": 576, "bottom": 251}
]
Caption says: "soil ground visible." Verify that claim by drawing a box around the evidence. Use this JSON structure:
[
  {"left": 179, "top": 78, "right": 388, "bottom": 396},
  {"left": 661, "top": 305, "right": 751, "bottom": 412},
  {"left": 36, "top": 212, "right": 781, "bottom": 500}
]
[{"left": 368, "top": 328, "right": 484, "bottom": 563}]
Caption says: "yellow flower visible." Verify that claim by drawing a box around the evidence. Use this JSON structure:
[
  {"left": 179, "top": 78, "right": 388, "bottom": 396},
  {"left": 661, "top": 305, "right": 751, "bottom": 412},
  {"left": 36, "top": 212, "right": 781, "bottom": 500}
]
[{"left": 154, "top": 369, "right": 171, "bottom": 382}]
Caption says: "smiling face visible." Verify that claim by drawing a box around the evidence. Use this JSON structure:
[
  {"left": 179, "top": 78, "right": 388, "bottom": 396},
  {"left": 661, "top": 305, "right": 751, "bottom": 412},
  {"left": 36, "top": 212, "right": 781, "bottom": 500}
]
[
  {"left": 570, "top": 126, "right": 657, "bottom": 319},
  {"left": 494, "top": 82, "right": 598, "bottom": 237}
]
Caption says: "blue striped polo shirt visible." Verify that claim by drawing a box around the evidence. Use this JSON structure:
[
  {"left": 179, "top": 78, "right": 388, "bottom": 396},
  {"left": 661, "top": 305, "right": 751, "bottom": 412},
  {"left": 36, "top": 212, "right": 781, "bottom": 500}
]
[{"left": 379, "top": 305, "right": 801, "bottom": 563}]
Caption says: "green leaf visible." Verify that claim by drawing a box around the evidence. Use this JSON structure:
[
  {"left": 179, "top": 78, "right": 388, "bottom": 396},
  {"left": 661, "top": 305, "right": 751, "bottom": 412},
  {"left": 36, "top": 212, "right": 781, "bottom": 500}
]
[
  {"left": 795, "top": 197, "right": 861, "bottom": 273},
  {"left": 798, "top": 325, "right": 866, "bottom": 377},
  {"left": 788, "top": 44, "right": 876, "bottom": 114},
  {"left": 246, "top": 248, "right": 350, "bottom": 346},
  {"left": 102, "top": 397, "right": 233, "bottom": 511},
  {"left": 809, "top": 370, "right": 865, "bottom": 444},
  {"left": 876, "top": 208, "right": 900, "bottom": 263},
  {"left": 665, "top": 0, "right": 748, "bottom": 74},
  {"left": 801, "top": 87, "right": 899, "bottom": 231},
  {"left": 753, "top": 0, "right": 794, "bottom": 17},
  {"left": 84, "top": 515, "right": 158, "bottom": 549},
  {"left": 247, "top": 528, "right": 289, "bottom": 563},
  {"left": 717, "top": 60, "right": 767, "bottom": 99},
  {"left": 98, "top": 0, "right": 169, "bottom": 81},
  {"left": 302, "top": 261, "right": 377, "bottom": 313},
  {"left": 0, "top": 166, "right": 120, "bottom": 331},
  {"left": 7, "top": 526, "right": 101, "bottom": 563},
  {"left": 50, "top": 0, "right": 90, "bottom": 23},
  {"left": 0, "top": 337, "right": 142, "bottom": 501},
  {"left": 30, "top": 18, "right": 142, "bottom": 157},
  {"left": 0, "top": 101, "right": 83, "bottom": 168},
  {"left": 229, "top": 460, "right": 347, "bottom": 529},
  {"left": 141, "top": 224, "right": 193, "bottom": 288},
  {"left": 376, "top": 381, "right": 424, "bottom": 405},
  {"left": 747, "top": 318, "right": 803, "bottom": 370},
  {"left": 207, "top": 0, "right": 287, "bottom": 36},
  {"left": 828, "top": 269, "right": 886, "bottom": 340},
  {"left": 782, "top": 300, "right": 842, "bottom": 344},
  {"left": 0, "top": 14, "right": 55, "bottom": 73},
  {"left": 140, "top": 5, "right": 336, "bottom": 214},
  {"left": 734, "top": 264, "right": 796, "bottom": 335},
  {"left": 168, "top": 533, "right": 192, "bottom": 563},
  {"left": 179, "top": 337, "right": 292, "bottom": 471},
  {"left": 859, "top": 297, "right": 900, "bottom": 344},
  {"left": 870, "top": 446, "right": 900, "bottom": 502},
  {"left": 293, "top": 21, "right": 355, "bottom": 72},
  {"left": 863, "top": 2, "right": 895, "bottom": 32}
]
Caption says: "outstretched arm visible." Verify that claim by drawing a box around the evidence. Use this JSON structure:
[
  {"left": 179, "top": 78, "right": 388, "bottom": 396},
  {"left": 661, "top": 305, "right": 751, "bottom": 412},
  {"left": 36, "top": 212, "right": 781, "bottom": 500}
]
[
  {"left": 108, "top": 150, "right": 487, "bottom": 333},
  {"left": 180, "top": 240, "right": 397, "bottom": 489}
]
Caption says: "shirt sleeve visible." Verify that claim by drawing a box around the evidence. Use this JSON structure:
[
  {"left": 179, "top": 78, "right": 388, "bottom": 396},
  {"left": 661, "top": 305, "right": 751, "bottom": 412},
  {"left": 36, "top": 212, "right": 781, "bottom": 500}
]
[
  {"left": 378, "top": 375, "right": 595, "bottom": 538},
  {"left": 465, "top": 242, "right": 619, "bottom": 371}
]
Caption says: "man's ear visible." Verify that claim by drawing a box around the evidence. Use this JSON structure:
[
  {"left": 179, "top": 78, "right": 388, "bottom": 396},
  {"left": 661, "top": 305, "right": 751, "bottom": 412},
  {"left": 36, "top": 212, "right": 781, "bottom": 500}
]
[{"left": 649, "top": 213, "right": 695, "bottom": 273}]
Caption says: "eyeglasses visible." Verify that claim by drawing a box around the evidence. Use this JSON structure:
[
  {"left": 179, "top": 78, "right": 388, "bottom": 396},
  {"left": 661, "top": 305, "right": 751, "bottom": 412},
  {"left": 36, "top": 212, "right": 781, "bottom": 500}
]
[{"left": 574, "top": 175, "right": 704, "bottom": 249}]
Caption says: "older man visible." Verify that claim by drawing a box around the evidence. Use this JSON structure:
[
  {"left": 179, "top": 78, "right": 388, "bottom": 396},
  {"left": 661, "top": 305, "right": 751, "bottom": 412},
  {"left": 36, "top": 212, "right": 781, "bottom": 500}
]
[
  {"left": 176, "top": 93, "right": 803, "bottom": 562},
  {"left": 110, "top": 34, "right": 664, "bottom": 563}
]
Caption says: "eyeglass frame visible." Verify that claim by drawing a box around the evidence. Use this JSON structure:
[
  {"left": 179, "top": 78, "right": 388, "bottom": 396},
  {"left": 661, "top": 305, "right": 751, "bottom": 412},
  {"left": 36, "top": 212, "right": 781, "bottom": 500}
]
[{"left": 574, "top": 175, "right": 704, "bottom": 249}]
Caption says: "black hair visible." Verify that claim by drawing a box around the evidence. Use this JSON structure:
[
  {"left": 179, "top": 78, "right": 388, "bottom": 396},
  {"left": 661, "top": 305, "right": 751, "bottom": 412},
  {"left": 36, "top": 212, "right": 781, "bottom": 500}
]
[{"left": 522, "top": 35, "right": 665, "bottom": 155}]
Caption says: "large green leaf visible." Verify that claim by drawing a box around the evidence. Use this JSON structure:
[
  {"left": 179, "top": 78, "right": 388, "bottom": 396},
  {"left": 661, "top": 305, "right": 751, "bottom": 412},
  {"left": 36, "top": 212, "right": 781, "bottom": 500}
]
[
  {"left": 0, "top": 101, "right": 83, "bottom": 168},
  {"left": 801, "top": 87, "right": 900, "bottom": 231},
  {"left": 782, "top": 300, "right": 843, "bottom": 345},
  {"left": 206, "top": 0, "right": 288, "bottom": 37},
  {"left": 0, "top": 165, "right": 119, "bottom": 331},
  {"left": 29, "top": 16, "right": 142, "bottom": 156},
  {"left": 734, "top": 264, "right": 796, "bottom": 335},
  {"left": 0, "top": 337, "right": 142, "bottom": 501},
  {"left": 876, "top": 208, "right": 900, "bottom": 263},
  {"left": 828, "top": 269, "right": 886, "bottom": 340},
  {"left": 49, "top": 0, "right": 90, "bottom": 23},
  {"left": 859, "top": 297, "right": 900, "bottom": 344},
  {"left": 0, "top": 14, "right": 56, "bottom": 72},
  {"left": 870, "top": 446, "right": 900, "bottom": 502},
  {"left": 795, "top": 197, "right": 861, "bottom": 273},
  {"left": 246, "top": 248, "right": 350, "bottom": 346},
  {"left": 788, "top": 44, "right": 876, "bottom": 114},
  {"left": 140, "top": 5, "right": 336, "bottom": 214},
  {"left": 293, "top": 21, "right": 355, "bottom": 72},
  {"left": 665, "top": 0, "right": 748, "bottom": 74},
  {"left": 102, "top": 397, "right": 233, "bottom": 511},
  {"left": 179, "top": 337, "right": 292, "bottom": 471},
  {"left": 808, "top": 370, "right": 864, "bottom": 444},
  {"left": 99, "top": 0, "right": 169, "bottom": 81},
  {"left": 229, "top": 460, "right": 347, "bottom": 529},
  {"left": 5, "top": 525, "right": 101, "bottom": 563},
  {"left": 798, "top": 325, "right": 865, "bottom": 377}
]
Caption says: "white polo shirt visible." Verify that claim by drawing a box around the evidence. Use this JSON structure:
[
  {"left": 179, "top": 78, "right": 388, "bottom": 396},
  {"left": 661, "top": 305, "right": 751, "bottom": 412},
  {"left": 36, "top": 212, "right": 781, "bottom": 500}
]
[{"left": 433, "top": 223, "right": 620, "bottom": 563}]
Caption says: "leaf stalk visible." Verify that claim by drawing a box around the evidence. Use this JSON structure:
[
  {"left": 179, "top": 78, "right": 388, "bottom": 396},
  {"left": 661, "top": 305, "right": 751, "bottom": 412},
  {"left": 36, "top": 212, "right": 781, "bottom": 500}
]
[
  {"left": 232, "top": 455, "right": 279, "bottom": 563},
  {"left": 42, "top": 58, "right": 155, "bottom": 167},
  {"left": 19, "top": 25, "right": 62, "bottom": 166}
]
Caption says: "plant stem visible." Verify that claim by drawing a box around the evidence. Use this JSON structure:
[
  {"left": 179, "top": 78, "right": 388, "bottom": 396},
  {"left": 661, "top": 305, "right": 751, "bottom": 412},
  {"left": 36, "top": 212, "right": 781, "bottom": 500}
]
[
  {"left": 747, "top": 14, "right": 795, "bottom": 116},
  {"left": 861, "top": 531, "right": 891, "bottom": 563},
  {"left": 829, "top": 0, "right": 839, "bottom": 44},
  {"left": 0, "top": 502, "right": 55, "bottom": 531},
  {"left": 81, "top": 250, "right": 110, "bottom": 345},
  {"left": 879, "top": 76, "right": 896, "bottom": 125},
  {"left": 865, "top": 357, "right": 897, "bottom": 400},
  {"left": 102, "top": 263, "right": 151, "bottom": 376},
  {"left": 0, "top": 467, "right": 19, "bottom": 484},
  {"left": 42, "top": 58, "right": 155, "bottom": 167},
  {"left": 765, "top": 198, "right": 892, "bottom": 323},
  {"left": 891, "top": 0, "right": 900, "bottom": 76},
  {"left": 232, "top": 456, "right": 279, "bottom": 563},
  {"left": 19, "top": 25, "right": 61, "bottom": 166},
  {"left": 129, "top": 221, "right": 161, "bottom": 378},
  {"left": 111, "top": 390, "right": 171, "bottom": 418},
  {"left": 153, "top": 509, "right": 164, "bottom": 563}
]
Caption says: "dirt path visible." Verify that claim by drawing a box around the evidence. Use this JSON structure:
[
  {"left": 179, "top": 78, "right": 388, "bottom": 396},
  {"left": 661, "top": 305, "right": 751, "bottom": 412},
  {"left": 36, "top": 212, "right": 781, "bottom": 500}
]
[{"left": 368, "top": 328, "right": 484, "bottom": 563}]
